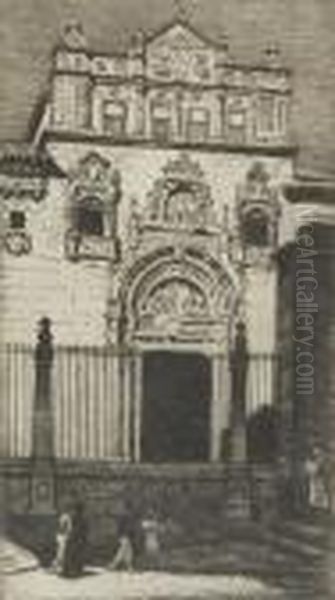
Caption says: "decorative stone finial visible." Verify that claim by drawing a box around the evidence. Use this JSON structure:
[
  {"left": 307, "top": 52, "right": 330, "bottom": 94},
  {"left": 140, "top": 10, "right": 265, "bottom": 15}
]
[
  {"left": 218, "top": 32, "right": 229, "bottom": 52},
  {"left": 173, "top": 0, "right": 197, "bottom": 23},
  {"left": 130, "top": 29, "right": 146, "bottom": 53},
  {"left": 61, "top": 19, "right": 87, "bottom": 50},
  {"left": 37, "top": 317, "right": 53, "bottom": 345},
  {"left": 264, "top": 42, "right": 281, "bottom": 66}
]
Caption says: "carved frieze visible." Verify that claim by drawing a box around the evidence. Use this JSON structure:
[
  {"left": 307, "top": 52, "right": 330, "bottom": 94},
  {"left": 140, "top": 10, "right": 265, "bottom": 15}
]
[{"left": 147, "top": 23, "right": 214, "bottom": 84}]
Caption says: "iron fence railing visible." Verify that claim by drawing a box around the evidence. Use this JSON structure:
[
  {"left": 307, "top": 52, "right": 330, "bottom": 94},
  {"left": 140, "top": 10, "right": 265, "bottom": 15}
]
[{"left": 0, "top": 344, "right": 279, "bottom": 459}]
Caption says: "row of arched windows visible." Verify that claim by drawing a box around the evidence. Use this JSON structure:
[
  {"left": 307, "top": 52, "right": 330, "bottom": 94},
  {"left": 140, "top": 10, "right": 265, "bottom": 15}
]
[{"left": 101, "top": 93, "right": 284, "bottom": 143}]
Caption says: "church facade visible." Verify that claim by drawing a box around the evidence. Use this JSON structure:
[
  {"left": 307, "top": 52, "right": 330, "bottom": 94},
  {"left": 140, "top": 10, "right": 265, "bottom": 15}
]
[{"left": 0, "top": 17, "right": 333, "bottom": 519}]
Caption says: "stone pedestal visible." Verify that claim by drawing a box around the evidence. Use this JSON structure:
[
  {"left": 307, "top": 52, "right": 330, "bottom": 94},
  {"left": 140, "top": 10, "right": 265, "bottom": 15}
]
[
  {"left": 225, "top": 464, "right": 251, "bottom": 520},
  {"left": 231, "top": 423, "right": 247, "bottom": 463},
  {"left": 30, "top": 318, "right": 55, "bottom": 514},
  {"left": 29, "top": 461, "right": 55, "bottom": 515}
]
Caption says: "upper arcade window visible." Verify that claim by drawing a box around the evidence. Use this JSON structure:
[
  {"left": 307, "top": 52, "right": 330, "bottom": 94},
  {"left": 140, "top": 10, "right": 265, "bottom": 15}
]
[
  {"left": 152, "top": 117, "right": 171, "bottom": 142},
  {"left": 226, "top": 96, "right": 247, "bottom": 144},
  {"left": 258, "top": 94, "right": 276, "bottom": 136},
  {"left": 151, "top": 98, "right": 171, "bottom": 142},
  {"left": 103, "top": 101, "right": 127, "bottom": 138},
  {"left": 241, "top": 207, "right": 269, "bottom": 247},
  {"left": 186, "top": 108, "right": 210, "bottom": 143},
  {"left": 75, "top": 197, "right": 104, "bottom": 236}
]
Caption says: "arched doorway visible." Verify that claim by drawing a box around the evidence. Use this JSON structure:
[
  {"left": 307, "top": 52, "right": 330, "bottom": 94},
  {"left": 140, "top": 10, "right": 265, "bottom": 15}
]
[{"left": 119, "top": 247, "right": 239, "bottom": 463}]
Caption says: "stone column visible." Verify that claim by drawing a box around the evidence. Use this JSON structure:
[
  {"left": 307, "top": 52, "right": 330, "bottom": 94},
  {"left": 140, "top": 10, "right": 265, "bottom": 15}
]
[
  {"left": 30, "top": 317, "right": 55, "bottom": 514},
  {"left": 229, "top": 320, "right": 248, "bottom": 462}
]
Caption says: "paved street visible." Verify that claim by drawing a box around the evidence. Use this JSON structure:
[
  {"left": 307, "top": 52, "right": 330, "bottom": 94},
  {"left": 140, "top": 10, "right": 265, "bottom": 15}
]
[
  {"left": 2, "top": 514, "right": 334, "bottom": 599},
  {"left": 3, "top": 569, "right": 282, "bottom": 600}
]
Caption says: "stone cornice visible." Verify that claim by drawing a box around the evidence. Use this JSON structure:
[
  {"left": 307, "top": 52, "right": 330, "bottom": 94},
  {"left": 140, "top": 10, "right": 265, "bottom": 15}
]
[{"left": 43, "top": 129, "right": 298, "bottom": 157}]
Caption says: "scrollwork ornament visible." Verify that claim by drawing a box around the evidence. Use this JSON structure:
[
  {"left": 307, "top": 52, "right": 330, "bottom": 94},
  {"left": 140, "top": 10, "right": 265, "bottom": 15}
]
[{"left": 4, "top": 230, "right": 32, "bottom": 256}]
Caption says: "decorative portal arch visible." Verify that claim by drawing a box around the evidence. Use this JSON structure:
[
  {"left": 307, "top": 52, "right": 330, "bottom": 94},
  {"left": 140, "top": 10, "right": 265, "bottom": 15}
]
[
  {"left": 117, "top": 246, "right": 240, "bottom": 463},
  {"left": 121, "top": 246, "right": 238, "bottom": 344}
]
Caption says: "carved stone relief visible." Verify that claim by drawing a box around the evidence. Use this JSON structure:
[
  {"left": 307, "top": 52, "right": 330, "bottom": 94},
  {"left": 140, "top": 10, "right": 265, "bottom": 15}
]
[
  {"left": 145, "top": 152, "right": 215, "bottom": 231},
  {"left": 138, "top": 279, "right": 208, "bottom": 333}
]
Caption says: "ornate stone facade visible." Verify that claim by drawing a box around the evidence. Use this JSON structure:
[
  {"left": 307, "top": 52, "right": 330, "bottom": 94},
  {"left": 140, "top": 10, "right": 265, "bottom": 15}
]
[
  {"left": 43, "top": 19, "right": 291, "bottom": 150},
  {"left": 0, "top": 16, "right": 302, "bottom": 466}
]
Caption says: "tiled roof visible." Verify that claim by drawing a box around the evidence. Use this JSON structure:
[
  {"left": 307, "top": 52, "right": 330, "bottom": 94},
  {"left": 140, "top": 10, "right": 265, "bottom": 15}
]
[{"left": 0, "top": 144, "right": 65, "bottom": 178}]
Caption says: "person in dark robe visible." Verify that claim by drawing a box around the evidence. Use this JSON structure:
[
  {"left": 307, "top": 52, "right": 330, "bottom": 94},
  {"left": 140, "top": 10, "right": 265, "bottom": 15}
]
[{"left": 63, "top": 501, "right": 88, "bottom": 577}]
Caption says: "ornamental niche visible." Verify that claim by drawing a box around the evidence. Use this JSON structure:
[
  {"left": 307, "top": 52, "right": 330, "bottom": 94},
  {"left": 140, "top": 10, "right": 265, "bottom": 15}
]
[
  {"left": 236, "top": 161, "right": 280, "bottom": 266},
  {"left": 65, "top": 152, "right": 121, "bottom": 261},
  {"left": 127, "top": 153, "right": 220, "bottom": 263},
  {"left": 145, "top": 152, "right": 215, "bottom": 230}
]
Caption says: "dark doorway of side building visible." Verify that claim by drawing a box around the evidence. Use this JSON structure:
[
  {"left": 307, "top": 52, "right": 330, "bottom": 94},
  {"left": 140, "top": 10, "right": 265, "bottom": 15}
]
[{"left": 141, "top": 351, "right": 211, "bottom": 462}]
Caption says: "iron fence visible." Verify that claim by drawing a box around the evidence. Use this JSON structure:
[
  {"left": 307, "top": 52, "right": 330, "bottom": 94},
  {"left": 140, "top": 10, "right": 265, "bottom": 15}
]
[{"left": 0, "top": 344, "right": 279, "bottom": 459}]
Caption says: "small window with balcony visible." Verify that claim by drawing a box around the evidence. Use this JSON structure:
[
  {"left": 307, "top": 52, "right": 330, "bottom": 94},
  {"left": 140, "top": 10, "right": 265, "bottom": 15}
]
[
  {"left": 103, "top": 101, "right": 126, "bottom": 138},
  {"left": 10, "top": 210, "right": 26, "bottom": 230},
  {"left": 186, "top": 108, "right": 209, "bottom": 143},
  {"left": 241, "top": 208, "right": 269, "bottom": 247},
  {"left": 75, "top": 198, "right": 104, "bottom": 236}
]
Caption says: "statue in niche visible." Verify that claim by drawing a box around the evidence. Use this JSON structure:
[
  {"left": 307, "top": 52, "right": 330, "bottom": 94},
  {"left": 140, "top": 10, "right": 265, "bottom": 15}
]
[
  {"left": 241, "top": 207, "right": 269, "bottom": 247},
  {"left": 245, "top": 161, "right": 270, "bottom": 200},
  {"left": 164, "top": 183, "right": 196, "bottom": 226}
]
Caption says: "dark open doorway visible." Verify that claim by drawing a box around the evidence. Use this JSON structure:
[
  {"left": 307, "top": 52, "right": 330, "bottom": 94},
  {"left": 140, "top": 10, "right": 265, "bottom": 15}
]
[{"left": 141, "top": 351, "right": 211, "bottom": 462}]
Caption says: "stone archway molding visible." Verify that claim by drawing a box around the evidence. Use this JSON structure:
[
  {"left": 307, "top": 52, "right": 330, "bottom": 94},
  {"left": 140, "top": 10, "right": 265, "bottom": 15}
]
[{"left": 120, "top": 245, "right": 240, "bottom": 345}]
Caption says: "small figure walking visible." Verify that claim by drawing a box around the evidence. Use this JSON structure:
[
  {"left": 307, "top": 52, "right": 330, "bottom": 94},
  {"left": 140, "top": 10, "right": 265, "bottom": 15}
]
[
  {"left": 52, "top": 509, "right": 72, "bottom": 575},
  {"left": 108, "top": 534, "right": 134, "bottom": 571},
  {"left": 304, "top": 447, "right": 328, "bottom": 510},
  {"left": 141, "top": 508, "right": 162, "bottom": 570}
]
